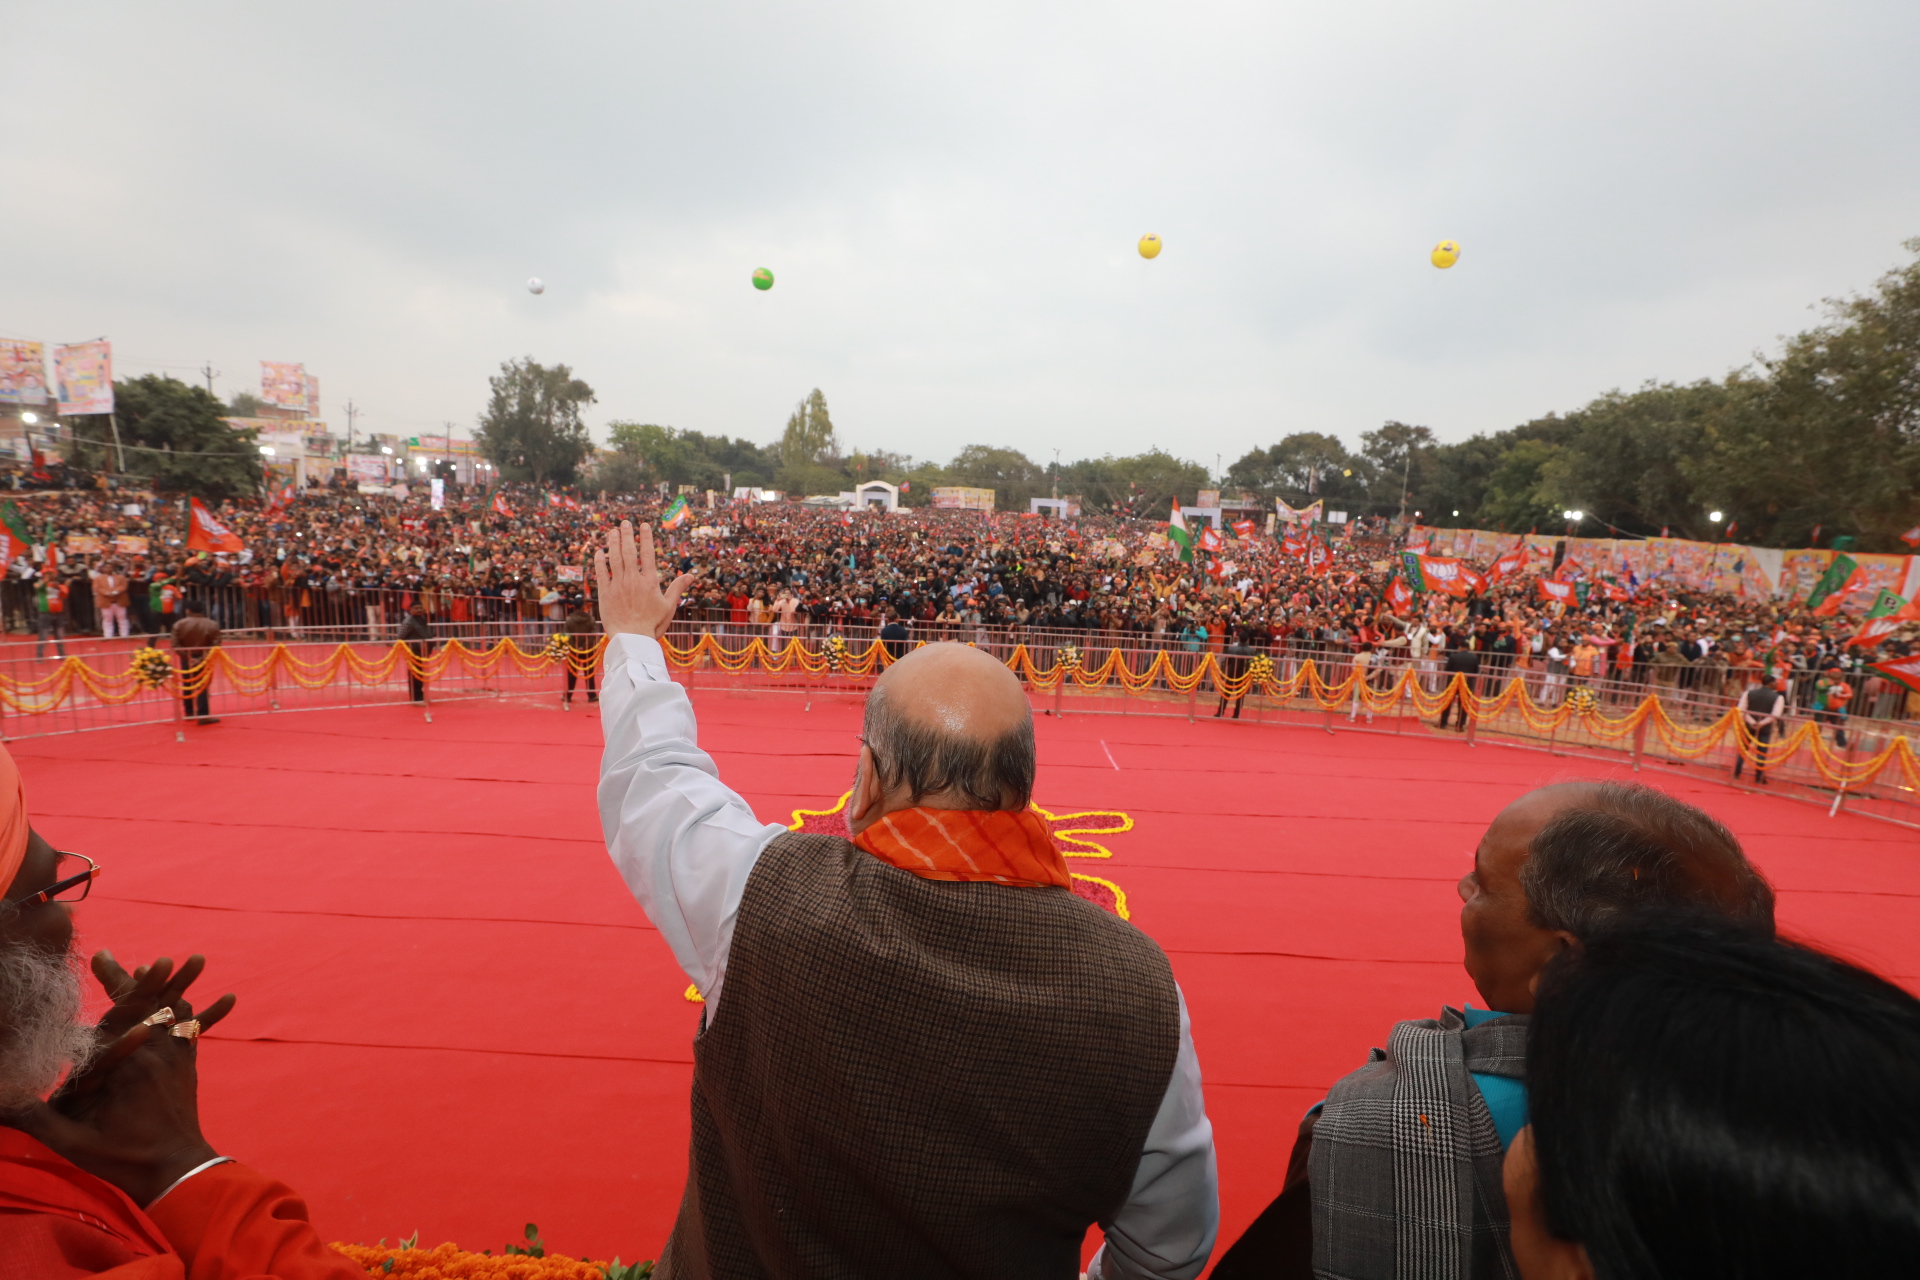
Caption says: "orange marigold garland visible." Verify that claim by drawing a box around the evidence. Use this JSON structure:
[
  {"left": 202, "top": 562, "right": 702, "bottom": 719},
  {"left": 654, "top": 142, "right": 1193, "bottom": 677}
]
[{"left": 336, "top": 1224, "right": 653, "bottom": 1279}]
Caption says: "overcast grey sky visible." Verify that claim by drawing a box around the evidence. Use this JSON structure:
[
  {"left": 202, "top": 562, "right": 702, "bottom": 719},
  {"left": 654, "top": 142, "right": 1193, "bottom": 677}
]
[{"left": 4, "top": 2, "right": 1917, "bottom": 471}]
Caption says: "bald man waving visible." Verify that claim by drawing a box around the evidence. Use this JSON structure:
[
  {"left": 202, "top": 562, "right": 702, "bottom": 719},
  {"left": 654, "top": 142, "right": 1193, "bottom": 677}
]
[{"left": 595, "top": 522, "right": 1216, "bottom": 1280}]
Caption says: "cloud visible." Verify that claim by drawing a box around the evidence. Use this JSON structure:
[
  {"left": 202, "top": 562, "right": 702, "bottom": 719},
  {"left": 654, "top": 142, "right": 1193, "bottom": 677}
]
[{"left": 3, "top": 0, "right": 1917, "bottom": 468}]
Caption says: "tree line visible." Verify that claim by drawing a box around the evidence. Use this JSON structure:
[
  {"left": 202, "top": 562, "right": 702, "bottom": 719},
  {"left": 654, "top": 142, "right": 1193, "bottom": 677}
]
[{"left": 1228, "top": 239, "right": 1920, "bottom": 552}]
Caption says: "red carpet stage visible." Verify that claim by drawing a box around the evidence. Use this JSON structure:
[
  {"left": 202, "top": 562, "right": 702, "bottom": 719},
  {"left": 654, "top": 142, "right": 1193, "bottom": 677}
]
[{"left": 16, "top": 692, "right": 1920, "bottom": 1267}]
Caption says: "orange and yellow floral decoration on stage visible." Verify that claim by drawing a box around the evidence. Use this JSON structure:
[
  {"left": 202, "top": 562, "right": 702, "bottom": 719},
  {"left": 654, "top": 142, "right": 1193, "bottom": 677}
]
[{"left": 3, "top": 633, "right": 1914, "bottom": 792}]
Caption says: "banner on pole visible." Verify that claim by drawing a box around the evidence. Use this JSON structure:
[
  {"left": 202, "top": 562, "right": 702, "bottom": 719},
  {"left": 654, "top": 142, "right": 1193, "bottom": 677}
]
[
  {"left": 0, "top": 341, "right": 48, "bottom": 405},
  {"left": 53, "top": 341, "right": 113, "bottom": 416}
]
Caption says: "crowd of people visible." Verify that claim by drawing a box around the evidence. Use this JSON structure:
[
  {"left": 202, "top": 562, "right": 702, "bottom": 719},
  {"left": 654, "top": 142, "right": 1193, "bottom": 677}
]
[
  {"left": 2, "top": 484, "right": 1916, "bottom": 726},
  {"left": 3, "top": 523, "right": 1914, "bottom": 1279}
]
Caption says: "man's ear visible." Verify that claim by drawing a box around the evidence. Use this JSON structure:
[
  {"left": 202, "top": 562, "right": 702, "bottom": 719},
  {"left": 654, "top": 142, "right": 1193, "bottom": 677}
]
[{"left": 847, "top": 745, "right": 884, "bottom": 832}]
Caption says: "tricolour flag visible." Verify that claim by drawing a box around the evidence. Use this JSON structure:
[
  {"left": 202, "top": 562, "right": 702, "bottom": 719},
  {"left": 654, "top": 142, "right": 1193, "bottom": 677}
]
[
  {"left": 187, "top": 498, "right": 244, "bottom": 553},
  {"left": 661, "top": 495, "right": 693, "bottom": 530},
  {"left": 1167, "top": 500, "right": 1195, "bottom": 563}
]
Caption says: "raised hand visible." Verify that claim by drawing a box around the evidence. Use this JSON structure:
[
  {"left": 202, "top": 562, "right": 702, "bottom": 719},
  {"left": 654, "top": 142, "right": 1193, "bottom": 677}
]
[{"left": 594, "top": 519, "right": 693, "bottom": 641}]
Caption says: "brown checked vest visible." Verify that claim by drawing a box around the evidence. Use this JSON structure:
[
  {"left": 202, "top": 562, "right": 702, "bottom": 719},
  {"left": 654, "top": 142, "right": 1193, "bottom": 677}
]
[{"left": 658, "top": 832, "right": 1181, "bottom": 1280}]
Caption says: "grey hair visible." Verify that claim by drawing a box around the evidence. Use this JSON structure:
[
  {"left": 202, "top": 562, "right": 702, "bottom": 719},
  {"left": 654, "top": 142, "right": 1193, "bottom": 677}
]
[
  {"left": 0, "top": 940, "right": 100, "bottom": 1109},
  {"left": 1520, "top": 781, "right": 1776, "bottom": 939},
  {"left": 861, "top": 680, "right": 1036, "bottom": 810}
]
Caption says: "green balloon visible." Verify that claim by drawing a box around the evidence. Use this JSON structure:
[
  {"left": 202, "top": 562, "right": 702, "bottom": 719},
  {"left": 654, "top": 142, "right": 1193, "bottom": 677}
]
[{"left": 752, "top": 268, "right": 774, "bottom": 291}]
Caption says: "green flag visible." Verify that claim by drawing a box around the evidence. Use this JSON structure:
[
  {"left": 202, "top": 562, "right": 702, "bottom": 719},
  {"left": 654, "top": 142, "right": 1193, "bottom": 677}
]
[
  {"left": 1864, "top": 588, "right": 1907, "bottom": 620},
  {"left": 1804, "top": 554, "right": 1859, "bottom": 612},
  {"left": 1399, "top": 550, "right": 1429, "bottom": 592},
  {"left": 0, "top": 501, "right": 31, "bottom": 549}
]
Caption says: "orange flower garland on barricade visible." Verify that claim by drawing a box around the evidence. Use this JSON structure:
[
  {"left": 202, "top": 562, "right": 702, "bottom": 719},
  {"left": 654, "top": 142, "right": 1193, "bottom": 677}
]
[{"left": 1, "top": 634, "right": 1912, "bottom": 791}]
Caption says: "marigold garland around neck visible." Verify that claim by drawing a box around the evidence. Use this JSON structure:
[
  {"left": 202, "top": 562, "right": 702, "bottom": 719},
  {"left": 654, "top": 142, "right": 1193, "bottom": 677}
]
[{"left": 852, "top": 805, "right": 1072, "bottom": 889}]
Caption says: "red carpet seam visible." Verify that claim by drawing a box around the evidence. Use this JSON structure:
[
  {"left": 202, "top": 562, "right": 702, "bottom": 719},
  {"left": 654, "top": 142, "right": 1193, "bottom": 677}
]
[
  {"left": 217, "top": 1035, "right": 693, "bottom": 1065},
  {"left": 100, "top": 895, "right": 659, "bottom": 931}
]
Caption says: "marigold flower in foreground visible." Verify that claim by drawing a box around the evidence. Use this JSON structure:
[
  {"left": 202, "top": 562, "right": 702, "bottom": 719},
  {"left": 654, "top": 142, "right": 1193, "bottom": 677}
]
[{"left": 333, "top": 1240, "right": 630, "bottom": 1279}]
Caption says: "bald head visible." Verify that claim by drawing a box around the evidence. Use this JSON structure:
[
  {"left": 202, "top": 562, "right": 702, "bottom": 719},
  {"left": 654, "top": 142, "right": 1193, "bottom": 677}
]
[
  {"left": 872, "top": 642, "right": 1030, "bottom": 745},
  {"left": 858, "top": 643, "right": 1036, "bottom": 819},
  {"left": 1520, "top": 779, "right": 1774, "bottom": 937}
]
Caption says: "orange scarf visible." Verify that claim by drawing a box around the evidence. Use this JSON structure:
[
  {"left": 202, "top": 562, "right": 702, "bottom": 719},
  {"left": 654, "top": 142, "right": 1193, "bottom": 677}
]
[{"left": 853, "top": 806, "right": 1070, "bottom": 889}]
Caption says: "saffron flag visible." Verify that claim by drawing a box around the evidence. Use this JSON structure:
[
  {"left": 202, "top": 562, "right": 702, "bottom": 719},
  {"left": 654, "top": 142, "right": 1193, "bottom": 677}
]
[
  {"left": 1281, "top": 532, "right": 1307, "bottom": 558},
  {"left": 492, "top": 493, "right": 514, "bottom": 518},
  {"left": 661, "top": 495, "right": 692, "bottom": 530},
  {"left": 1805, "top": 554, "right": 1861, "bottom": 615},
  {"left": 1385, "top": 574, "right": 1414, "bottom": 613},
  {"left": 1538, "top": 578, "right": 1577, "bottom": 605},
  {"left": 1485, "top": 545, "right": 1527, "bottom": 585},
  {"left": 1401, "top": 552, "right": 1475, "bottom": 597},
  {"left": 1398, "top": 550, "right": 1428, "bottom": 592},
  {"left": 1869, "top": 651, "right": 1920, "bottom": 696},
  {"left": 1902, "top": 527, "right": 1920, "bottom": 548},
  {"left": 1306, "top": 537, "right": 1332, "bottom": 575},
  {"left": 1197, "top": 525, "right": 1224, "bottom": 554},
  {"left": 187, "top": 498, "right": 244, "bottom": 553},
  {"left": 1230, "top": 518, "right": 1258, "bottom": 540},
  {"left": 1275, "top": 497, "right": 1323, "bottom": 525},
  {"left": 1167, "top": 500, "right": 1195, "bottom": 563},
  {"left": 263, "top": 480, "right": 296, "bottom": 517}
]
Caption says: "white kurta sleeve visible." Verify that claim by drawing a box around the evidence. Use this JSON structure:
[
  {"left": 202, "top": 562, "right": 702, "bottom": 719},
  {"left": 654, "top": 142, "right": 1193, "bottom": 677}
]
[
  {"left": 1087, "top": 986, "right": 1220, "bottom": 1280},
  {"left": 597, "top": 633, "right": 787, "bottom": 1012}
]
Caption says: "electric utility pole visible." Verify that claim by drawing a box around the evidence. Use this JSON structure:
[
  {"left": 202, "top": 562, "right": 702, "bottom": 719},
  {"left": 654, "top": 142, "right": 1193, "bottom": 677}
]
[
  {"left": 201, "top": 362, "right": 218, "bottom": 398},
  {"left": 1398, "top": 440, "right": 1414, "bottom": 525},
  {"left": 344, "top": 399, "right": 359, "bottom": 452}
]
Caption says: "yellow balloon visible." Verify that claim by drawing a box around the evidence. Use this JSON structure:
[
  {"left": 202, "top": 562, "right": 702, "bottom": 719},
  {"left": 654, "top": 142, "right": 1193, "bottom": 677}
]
[
  {"left": 1138, "top": 233, "right": 1162, "bottom": 259},
  {"left": 1431, "top": 240, "right": 1461, "bottom": 269}
]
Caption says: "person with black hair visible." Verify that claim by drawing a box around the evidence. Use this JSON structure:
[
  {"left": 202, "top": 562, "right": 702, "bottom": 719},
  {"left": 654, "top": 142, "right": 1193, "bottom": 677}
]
[
  {"left": 1507, "top": 916, "right": 1920, "bottom": 1279},
  {"left": 1214, "top": 781, "right": 1775, "bottom": 1280}
]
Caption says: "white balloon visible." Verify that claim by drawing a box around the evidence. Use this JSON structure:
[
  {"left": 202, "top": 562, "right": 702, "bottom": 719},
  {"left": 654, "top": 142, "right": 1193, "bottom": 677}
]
[{"left": 527, "top": 277, "right": 545, "bottom": 295}]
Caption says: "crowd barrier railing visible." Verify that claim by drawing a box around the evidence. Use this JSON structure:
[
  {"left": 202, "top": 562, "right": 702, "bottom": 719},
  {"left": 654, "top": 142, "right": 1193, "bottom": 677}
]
[{"left": 1, "top": 630, "right": 1913, "bottom": 830}]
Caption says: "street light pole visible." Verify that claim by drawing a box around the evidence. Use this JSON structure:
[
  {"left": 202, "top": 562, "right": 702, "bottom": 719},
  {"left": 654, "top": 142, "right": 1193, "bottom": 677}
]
[{"left": 1398, "top": 443, "right": 1413, "bottom": 525}]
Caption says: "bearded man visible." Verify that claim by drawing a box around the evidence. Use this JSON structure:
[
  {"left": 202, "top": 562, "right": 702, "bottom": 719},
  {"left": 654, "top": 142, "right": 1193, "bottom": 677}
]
[
  {"left": 595, "top": 521, "right": 1218, "bottom": 1280},
  {"left": 0, "top": 742, "right": 361, "bottom": 1278}
]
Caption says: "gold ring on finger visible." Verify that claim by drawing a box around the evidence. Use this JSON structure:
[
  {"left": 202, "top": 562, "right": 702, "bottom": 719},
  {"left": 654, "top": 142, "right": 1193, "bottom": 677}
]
[
  {"left": 168, "top": 1020, "right": 202, "bottom": 1041},
  {"left": 142, "top": 1008, "right": 177, "bottom": 1027}
]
